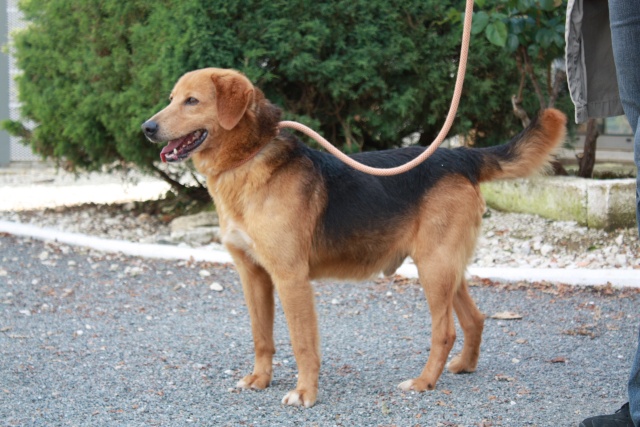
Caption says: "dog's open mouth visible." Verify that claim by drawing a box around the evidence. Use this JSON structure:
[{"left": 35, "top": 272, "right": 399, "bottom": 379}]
[{"left": 160, "top": 130, "right": 208, "bottom": 163}]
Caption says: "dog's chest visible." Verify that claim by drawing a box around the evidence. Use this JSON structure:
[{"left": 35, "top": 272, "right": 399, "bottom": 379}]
[
  {"left": 220, "top": 212, "right": 258, "bottom": 262},
  {"left": 209, "top": 174, "right": 270, "bottom": 262},
  {"left": 221, "top": 220, "right": 255, "bottom": 255}
]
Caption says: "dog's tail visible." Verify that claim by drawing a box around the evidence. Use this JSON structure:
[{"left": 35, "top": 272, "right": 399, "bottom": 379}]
[{"left": 476, "top": 108, "right": 566, "bottom": 182}]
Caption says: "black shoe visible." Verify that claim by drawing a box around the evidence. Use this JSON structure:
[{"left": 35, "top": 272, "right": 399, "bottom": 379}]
[{"left": 579, "top": 403, "right": 634, "bottom": 427}]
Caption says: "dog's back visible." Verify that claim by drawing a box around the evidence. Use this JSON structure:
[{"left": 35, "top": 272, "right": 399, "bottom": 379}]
[{"left": 300, "top": 109, "right": 565, "bottom": 236}]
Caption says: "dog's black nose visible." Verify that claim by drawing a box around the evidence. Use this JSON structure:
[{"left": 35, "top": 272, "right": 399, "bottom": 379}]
[{"left": 142, "top": 120, "right": 158, "bottom": 137}]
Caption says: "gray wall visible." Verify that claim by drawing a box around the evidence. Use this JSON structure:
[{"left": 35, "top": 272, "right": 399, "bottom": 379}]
[
  {"left": 0, "top": 0, "right": 10, "bottom": 166},
  {"left": 2, "top": 0, "right": 38, "bottom": 164}
]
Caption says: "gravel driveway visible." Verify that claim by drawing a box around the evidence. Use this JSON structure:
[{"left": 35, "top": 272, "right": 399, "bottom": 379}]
[{"left": 1, "top": 233, "right": 639, "bottom": 427}]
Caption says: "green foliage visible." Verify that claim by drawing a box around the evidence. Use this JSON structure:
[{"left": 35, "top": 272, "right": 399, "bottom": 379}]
[
  {"left": 0, "top": 120, "right": 30, "bottom": 139},
  {"left": 473, "top": 0, "right": 565, "bottom": 58},
  {"left": 471, "top": 0, "right": 570, "bottom": 112},
  {"left": 6, "top": 0, "right": 537, "bottom": 194}
]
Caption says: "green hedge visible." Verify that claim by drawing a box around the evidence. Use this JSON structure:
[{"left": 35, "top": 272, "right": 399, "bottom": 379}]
[{"left": 4, "top": 0, "right": 552, "bottom": 193}]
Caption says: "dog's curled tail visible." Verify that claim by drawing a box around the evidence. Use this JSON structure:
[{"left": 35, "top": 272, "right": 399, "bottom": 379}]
[{"left": 478, "top": 108, "right": 567, "bottom": 182}]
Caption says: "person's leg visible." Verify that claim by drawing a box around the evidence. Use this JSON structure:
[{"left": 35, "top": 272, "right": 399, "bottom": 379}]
[
  {"left": 608, "top": 2, "right": 640, "bottom": 426},
  {"left": 608, "top": 0, "right": 640, "bottom": 234},
  {"left": 630, "top": 328, "right": 640, "bottom": 427}
]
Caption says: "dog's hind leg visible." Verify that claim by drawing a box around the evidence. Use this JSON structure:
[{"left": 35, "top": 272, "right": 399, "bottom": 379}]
[
  {"left": 448, "top": 278, "right": 485, "bottom": 374},
  {"left": 398, "top": 175, "right": 484, "bottom": 392},
  {"left": 229, "top": 247, "right": 276, "bottom": 391},
  {"left": 398, "top": 257, "right": 458, "bottom": 392}
]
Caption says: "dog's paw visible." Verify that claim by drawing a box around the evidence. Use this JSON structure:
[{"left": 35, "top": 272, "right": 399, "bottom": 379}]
[
  {"left": 397, "top": 378, "right": 436, "bottom": 392},
  {"left": 236, "top": 373, "right": 271, "bottom": 390},
  {"left": 447, "top": 354, "right": 477, "bottom": 374},
  {"left": 281, "top": 388, "right": 317, "bottom": 408}
]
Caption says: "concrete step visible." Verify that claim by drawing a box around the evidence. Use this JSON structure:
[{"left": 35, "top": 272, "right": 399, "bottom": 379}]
[{"left": 481, "top": 176, "right": 636, "bottom": 230}]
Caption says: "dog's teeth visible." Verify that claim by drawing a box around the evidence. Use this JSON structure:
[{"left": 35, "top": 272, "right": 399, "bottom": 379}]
[{"left": 173, "top": 148, "right": 178, "bottom": 155}]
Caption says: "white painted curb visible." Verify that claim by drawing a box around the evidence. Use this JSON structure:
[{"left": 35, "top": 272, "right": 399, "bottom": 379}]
[
  {"left": 0, "top": 220, "right": 232, "bottom": 264},
  {"left": 396, "top": 264, "right": 638, "bottom": 288},
  {"left": 1, "top": 220, "right": 637, "bottom": 288}
]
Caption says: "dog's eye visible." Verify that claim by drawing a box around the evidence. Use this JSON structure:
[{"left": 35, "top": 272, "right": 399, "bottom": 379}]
[{"left": 185, "top": 97, "right": 199, "bottom": 106}]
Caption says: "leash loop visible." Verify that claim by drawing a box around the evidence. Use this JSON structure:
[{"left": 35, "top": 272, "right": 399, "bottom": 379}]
[{"left": 278, "top": 0, "right": 474, "bottom": 177}]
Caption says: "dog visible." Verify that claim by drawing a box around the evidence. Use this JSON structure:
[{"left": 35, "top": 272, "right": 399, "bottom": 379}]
[{"left": 142, "top": 68, "right": 566, "bottom": 408}]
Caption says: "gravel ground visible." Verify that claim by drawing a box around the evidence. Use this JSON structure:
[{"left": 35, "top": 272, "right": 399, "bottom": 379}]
[{"left": 1, "top": 233, "right": 639, "bottom": 427}]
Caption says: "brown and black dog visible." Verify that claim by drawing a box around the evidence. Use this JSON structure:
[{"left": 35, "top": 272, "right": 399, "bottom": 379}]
[{"left": 142, "top": 68, "right": 566, "bottom": 408}]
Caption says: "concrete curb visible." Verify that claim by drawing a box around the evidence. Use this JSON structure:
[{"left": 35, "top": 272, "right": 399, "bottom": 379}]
[
  {"left": 481, "top": 176, "right": 636, "bottom": 230},
  {"left": 2, "top": 220, "right": 637, "bottom": 289}
]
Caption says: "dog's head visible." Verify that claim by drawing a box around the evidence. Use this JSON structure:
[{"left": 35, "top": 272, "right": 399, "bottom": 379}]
[{"left": 142, "top": 68, "right": 262, "bottom": 163}]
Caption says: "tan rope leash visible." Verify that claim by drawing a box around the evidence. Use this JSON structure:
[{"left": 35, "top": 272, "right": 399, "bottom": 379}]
[{"left": 277, "top": 0, "right": 474, "bottom": 177}]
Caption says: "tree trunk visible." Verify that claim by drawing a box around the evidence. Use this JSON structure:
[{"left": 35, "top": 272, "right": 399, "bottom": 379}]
[
  {"left": 576, "top": 118, "right": 599, "bottom": 178},
  {"left": 151, "top": 164, "right": 211, "bottom": 202},
  {"left": 511, "top": 95, "right": 530, "bottom": 128}
]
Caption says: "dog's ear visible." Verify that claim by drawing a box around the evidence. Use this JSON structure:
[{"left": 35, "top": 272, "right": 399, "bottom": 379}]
[{"left": 211, "top": 73, "right": 254, "bottom": 130}]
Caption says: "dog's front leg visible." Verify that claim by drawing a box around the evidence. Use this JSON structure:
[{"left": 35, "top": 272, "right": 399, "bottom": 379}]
[
  {"left": 274, "top": 273, "right": 320, "bottom": 408},
  {"left": 229, "top": 247, "right": 276, "bottom": 391}
]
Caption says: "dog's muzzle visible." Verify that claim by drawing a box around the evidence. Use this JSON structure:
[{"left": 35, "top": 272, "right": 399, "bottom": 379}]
[{"left": 141, "top": 120, "right": 159, "bottom": 141}]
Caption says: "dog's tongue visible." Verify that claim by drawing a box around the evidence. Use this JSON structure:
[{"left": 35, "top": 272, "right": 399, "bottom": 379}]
[{"left": 159, "top": 138, "right": 184, "bottom": 163}]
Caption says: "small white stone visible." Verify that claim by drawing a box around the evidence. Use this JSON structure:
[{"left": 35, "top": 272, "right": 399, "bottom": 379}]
[
  {"left": 124, "top": 266, "right": 143, "bottom": 276},
  {"left": 210, "top": 282, "right": 223, "bottom": 292},
  {"left": 518, "top": 242, "right": 531, "bottom": 255},
  {"left": 540, "top": 244, "right": 553, "bottom": 256},
  {"left": 199, "top": 270, "right": 211, "bottom": 277}
]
